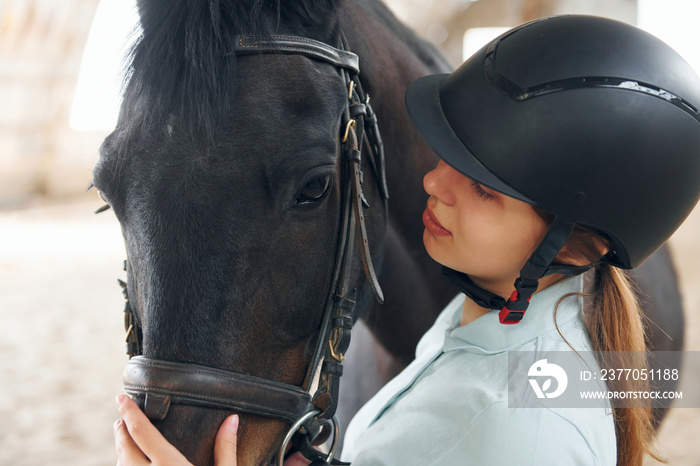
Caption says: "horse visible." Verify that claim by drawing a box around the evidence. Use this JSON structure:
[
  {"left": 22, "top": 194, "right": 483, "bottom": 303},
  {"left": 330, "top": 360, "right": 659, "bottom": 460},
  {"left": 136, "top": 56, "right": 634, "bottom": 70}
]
[{"left": 93, "top": 1, "right": 684, "bottom": 464}]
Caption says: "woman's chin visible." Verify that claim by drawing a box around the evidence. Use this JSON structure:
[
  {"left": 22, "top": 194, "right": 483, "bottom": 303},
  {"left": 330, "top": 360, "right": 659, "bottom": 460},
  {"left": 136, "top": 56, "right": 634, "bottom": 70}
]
[{"left": 423, "top": 229, "right": 449, "bottom": 266}]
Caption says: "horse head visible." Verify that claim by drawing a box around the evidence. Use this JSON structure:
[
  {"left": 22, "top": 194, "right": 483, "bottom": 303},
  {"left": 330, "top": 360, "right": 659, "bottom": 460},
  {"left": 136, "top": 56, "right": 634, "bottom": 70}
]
[
  {"left": 93, "top": 1, "right": 388, "bottom": 464},
  {"left": 94, "top": 1, "right": 689, "bottom": 463}
]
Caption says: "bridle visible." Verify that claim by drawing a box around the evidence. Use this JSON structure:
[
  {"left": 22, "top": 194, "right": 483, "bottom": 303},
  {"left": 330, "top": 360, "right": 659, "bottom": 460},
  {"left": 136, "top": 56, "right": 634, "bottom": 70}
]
[{"left": 120, "top": 33, "right": 389, "bottom": 465}]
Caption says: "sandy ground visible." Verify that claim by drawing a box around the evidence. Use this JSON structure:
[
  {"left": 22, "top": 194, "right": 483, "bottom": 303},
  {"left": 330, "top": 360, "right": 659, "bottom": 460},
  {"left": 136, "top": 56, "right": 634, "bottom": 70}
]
[{"left": 0, "top": 195, "right": 698, "bottom": 466}]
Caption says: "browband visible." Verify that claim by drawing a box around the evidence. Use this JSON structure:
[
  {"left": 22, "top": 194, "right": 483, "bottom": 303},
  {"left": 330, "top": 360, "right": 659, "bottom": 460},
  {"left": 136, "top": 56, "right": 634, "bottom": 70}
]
[{"left": 234, "top": 34, "right": 360, "bottom": 74}]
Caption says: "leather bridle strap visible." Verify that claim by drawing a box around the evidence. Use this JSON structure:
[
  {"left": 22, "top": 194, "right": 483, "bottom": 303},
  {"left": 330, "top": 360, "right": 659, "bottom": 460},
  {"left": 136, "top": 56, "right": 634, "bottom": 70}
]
[
  {"left": 124, "top": 356, "right": 314, "bottom": 423},
  {"left": 233, "top": 34, "right": 360, "bottom": 74}
]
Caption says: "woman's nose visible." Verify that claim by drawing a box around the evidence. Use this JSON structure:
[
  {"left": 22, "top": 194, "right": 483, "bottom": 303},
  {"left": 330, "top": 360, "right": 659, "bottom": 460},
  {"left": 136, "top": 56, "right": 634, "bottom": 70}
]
[{"left": 423, "top": 160, "right": 457, "bottom": 205}]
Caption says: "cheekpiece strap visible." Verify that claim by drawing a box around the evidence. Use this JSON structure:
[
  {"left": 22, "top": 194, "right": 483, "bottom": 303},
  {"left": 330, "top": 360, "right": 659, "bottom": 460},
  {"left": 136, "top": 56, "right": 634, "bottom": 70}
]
[{"left": 499, "top": 217, "right": 576, "bottom": 324}]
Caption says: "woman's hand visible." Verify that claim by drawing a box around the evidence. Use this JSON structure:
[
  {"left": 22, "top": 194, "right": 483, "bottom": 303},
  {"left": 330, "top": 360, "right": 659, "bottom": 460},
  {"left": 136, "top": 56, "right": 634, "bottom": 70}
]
[{"left": 114, "top": 394, "right": 239, "bottom": 465}]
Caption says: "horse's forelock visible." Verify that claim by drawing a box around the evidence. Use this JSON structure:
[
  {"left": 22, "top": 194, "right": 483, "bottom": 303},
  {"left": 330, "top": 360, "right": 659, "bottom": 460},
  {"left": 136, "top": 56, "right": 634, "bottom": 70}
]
[{"left": 120, "top": 0, "right": 342, "bottom": 146}]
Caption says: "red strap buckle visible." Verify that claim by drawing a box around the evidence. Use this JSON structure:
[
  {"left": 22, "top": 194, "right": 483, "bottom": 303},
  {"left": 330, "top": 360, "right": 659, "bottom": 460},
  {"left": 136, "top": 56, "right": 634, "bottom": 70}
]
[
  {"left": 498, "top": 308, "right": 525, "bottom": 324},
  {"left": 498, "top": 290, "right": 531, "bottom": 324}
]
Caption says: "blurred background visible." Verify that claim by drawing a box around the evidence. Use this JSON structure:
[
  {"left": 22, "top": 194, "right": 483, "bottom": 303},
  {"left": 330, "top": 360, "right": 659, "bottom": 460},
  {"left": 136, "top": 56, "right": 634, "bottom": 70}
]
[{"left": 1, "top": 0, "right": 698, "bottom": 464}]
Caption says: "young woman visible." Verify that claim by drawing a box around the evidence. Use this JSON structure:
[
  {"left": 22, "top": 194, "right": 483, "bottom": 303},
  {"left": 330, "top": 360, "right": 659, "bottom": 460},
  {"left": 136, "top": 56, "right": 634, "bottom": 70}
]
[{"left": 114, "top": 15, "right": 700, "bottom": 466}]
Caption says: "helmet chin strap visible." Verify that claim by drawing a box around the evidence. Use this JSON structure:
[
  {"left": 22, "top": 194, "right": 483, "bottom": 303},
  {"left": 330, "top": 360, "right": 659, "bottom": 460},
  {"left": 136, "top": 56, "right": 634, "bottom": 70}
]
[{"left": 442, "top": 217, "right": 590, "bottom": 324}]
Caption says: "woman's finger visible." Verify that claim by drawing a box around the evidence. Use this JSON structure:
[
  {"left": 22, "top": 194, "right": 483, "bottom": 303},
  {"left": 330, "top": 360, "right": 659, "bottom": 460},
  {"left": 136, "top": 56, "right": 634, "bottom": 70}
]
[
  {"left": 116, "top": 394, "right": 187, "bottom": 463},
  {"left": 114, "top": 418, "right": 150, "bottom": 466},
  {"left": 214, "top": 415, "right": 239, "bottom": 465}
]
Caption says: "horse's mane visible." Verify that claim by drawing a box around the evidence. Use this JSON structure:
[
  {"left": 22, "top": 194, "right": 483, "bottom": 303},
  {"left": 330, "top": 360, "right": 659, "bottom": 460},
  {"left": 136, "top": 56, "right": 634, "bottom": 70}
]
[
  {"left": 355, "top": 0, "right": 452, "bottom": 73},
  {"left": 121, "top": 0, "right": 340, "bottom": 139}
]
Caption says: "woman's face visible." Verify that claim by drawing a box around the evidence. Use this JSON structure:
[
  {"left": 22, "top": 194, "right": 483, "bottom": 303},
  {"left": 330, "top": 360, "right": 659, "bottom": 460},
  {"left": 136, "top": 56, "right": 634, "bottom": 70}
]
[{"left": 422, "top": 160, "right": 548, "bottom": 296}]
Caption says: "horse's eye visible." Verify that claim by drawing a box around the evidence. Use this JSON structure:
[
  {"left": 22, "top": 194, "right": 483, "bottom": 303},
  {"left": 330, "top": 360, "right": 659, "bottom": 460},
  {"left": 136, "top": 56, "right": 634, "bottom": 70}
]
[{"left": 296, "top": 175, "right": 332, "bottom": 205}]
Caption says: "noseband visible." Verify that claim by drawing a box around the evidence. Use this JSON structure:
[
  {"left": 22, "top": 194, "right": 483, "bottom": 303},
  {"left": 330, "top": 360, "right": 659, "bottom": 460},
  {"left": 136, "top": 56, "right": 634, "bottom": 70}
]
[{"left": 120, "top": 33, "right": 388, "bottom": 465}]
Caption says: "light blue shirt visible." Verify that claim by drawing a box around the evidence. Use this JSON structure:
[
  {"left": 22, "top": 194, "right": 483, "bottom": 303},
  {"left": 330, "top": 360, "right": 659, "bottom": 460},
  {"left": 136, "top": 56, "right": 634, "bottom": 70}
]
[{"left": 342, "top": 276, "right": 616, "bottom": 465}]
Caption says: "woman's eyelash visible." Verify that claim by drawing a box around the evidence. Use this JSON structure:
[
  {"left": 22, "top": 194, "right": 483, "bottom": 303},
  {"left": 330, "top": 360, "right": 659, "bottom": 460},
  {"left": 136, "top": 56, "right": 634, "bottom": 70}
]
[{"left": 471, "top": 181, "right": 496, "bottom": 200}]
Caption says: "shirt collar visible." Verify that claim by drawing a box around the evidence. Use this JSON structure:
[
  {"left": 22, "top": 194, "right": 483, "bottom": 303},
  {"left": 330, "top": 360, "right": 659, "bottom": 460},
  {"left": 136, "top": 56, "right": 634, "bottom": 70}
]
[{"left": 443, "top": 276, "right": 583, "bottom": 354}]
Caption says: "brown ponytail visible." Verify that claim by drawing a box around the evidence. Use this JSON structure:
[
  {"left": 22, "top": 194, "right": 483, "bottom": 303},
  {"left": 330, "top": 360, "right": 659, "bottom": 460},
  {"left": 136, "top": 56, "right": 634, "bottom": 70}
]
[
  {"left": 538, "top": 212, "right": 665, "bottom": 466},
  {"left": 586, "top": 263, "right": 662, "bottom": 466}
]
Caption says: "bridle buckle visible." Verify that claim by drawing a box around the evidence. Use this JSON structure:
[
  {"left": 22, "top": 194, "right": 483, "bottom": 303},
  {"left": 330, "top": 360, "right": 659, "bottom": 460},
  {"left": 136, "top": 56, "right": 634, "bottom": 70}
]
[{"left": 278, "top": 410, "right": 341, "bottom": 466}]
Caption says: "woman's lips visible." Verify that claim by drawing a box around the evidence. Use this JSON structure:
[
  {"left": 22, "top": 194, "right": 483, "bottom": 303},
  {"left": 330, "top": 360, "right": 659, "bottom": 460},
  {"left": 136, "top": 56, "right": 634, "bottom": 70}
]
[{"left": 423, "top": 207, "right": 452, "bottom": 237}]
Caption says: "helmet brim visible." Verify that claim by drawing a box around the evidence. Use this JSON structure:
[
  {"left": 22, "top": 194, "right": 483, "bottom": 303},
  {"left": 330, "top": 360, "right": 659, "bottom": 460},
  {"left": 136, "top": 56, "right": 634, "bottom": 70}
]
[{"left": 405, "top": 73, "right": 533, "bottom": 204}]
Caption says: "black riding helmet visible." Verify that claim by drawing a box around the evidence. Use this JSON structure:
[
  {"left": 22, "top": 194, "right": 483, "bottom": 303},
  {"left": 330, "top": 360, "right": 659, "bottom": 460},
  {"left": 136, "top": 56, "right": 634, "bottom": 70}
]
[{"left": 406, "top": 15, "right": 700, "bottom": 324}]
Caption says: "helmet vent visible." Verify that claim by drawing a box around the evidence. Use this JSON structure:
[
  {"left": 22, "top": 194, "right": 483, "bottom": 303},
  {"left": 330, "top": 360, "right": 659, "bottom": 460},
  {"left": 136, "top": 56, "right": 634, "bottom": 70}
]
[{"left": 484, "top": 41, "right": 700, "bottom": 123}]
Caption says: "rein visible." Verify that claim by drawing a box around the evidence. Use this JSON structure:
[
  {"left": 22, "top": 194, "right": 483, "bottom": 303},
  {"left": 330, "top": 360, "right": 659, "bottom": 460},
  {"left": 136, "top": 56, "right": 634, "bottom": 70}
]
[{"left": 120, "top": 33, "right": 388, "bottom": 465}]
